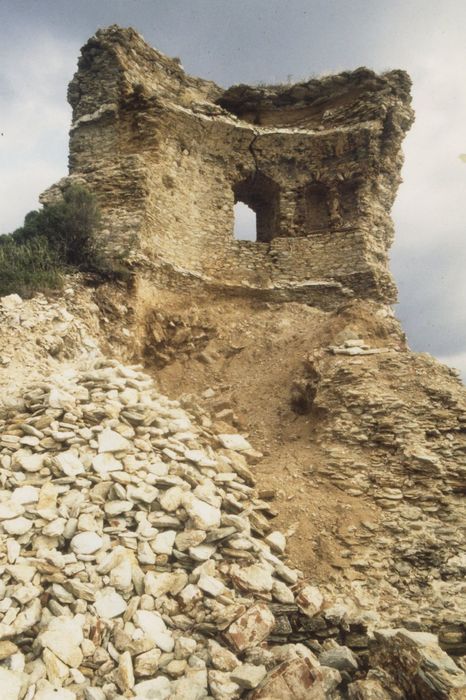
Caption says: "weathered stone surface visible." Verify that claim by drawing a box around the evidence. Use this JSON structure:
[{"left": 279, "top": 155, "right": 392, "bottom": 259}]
[
  {"left": 70, "top": 531, "right": 103, "bottom": 555},
  {"left": 0, "top": 667, "right": 25, "bottom": 700},
  {"left": 225, "top": 603, "right": 275, "bottom": 652},
  {"left": 98, "top": 428, "right": 131, "bottom": 453},
  {"left": 218, "top": 434, "right": 252, "bottom": 452},
  {"left": 348, "top": 679, "right": 393, "bottom": 699},
  {"left": 40, "top": 616, "right": 84, "bottom": 667},
  {"left": 94, "top": 588, "right": 127, "bottom": 618},
  {"left": 295, "top": 584, "right": 324, "bottom": 617},
  {"left": 1, "top": 30, "right": 464, "bottom": 685},
  {"left": 133, "top": 677, "right": 172, "bottom": 699},
  {"left": 370, "top": 628, "right": 466, "bottom": 699},
  {"left": 207, "top": 640, "right": 239, "bottom": 672},
  {"left": 45, "top": 25, "right": 413, "bottom": 311},
  {"left": 250, "top": 657, "right": 322, "bottom": 699},
  {"left": 208, "top": 670, "right": 241, "bottom": 700},
  {"left": 319, "top": 645, "right": 358, "bottom": 672},
  {"left": 182, "top": 492, "right": 221, "bottom": 530},
  {"left": 231, "top": 663, "right": 267, "bottom": 689},
  {"left": 134, "top": 610, "right": 174, "bottom": 652}
]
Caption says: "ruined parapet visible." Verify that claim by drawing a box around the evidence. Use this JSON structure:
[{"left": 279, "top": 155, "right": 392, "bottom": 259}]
[{"left": 61, "top": 25, "right": 414, "bottom": 307}]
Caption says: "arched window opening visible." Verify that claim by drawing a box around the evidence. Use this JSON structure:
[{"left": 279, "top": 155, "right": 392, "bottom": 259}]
[
  {"left": 233, "top": 173, "right": 280, "bottom": 242},
  {"left": 233, "top": 202, "right": 257, "bottom": 241}
]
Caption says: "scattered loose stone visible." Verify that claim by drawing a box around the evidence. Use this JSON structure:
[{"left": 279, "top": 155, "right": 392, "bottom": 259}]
[
  {"left": 98, "top": 428, "right": 131, "bottom": 453},
  {"left": 94, "top": 588, "right": 127, "bottom": 618},
  {"left": 0, "top": 356, "right": 463, "bottom": 699},
  {"left": 70, "top": 531, "right": 103, "bottom": 555},
  {"left": 218, "top": 434, "right": 252, "bottom": 452},
  {"left": 231, "top": 663, "right": 267, "bottom": 689}
]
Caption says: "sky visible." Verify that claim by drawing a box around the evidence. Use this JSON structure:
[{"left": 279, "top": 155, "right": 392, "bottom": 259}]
[{"left": 1, "top": 0, "right": 465, "bottom": 379}]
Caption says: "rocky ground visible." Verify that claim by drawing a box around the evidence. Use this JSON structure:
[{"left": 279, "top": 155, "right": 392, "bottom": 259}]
[{"left": 0, "top": 284, "right": 465, "bottom": 699}]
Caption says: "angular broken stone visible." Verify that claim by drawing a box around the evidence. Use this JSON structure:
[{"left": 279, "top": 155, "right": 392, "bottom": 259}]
[
  {"left": 319, "top": 645, "right": 358, "bottom": 673},
  {"left": 70, "top": 531, "right": 103, "bottom": 555},
  {"left": 116, "top": 650, "right": 135, "bottom": 693},
  {"left": 250, "top": 657, "right": 322, "bottom": 699},
  {"left": 3, "top": 516, "right": 32, "bottom": 535},
  {"left": 54, "top": 450, "right": 85, "bottom": 477},
  {"left": 182, "top": 493, "right": 221, "bottom": 530},
  {"left": 265, "top": 530, "right": 286, "bottom": 554},
  {"left": 134, "top": 610, "right": 174, "bottom": 652},
  {"left": 145, "top": 571, "right": 188, "bottom": 598},
  {"left": 133, "top": 676, "right": 172, "bottom": 699},
  {"left": 231, "top": 663, "right": 267, "bottom": 689},
  {"left": 225, "top": 603, "right": 276, "bottom": 652},
  {"left": 231, "top": 563, "right": 274, "bottom": 593},
  {"left": 94, "top": 588, "right": 127, "bottom": 618},
  {"left": 295, "top": 584, "right": 323, "bottom": 617},
  {"left": 218, "top": 434, "right": 252, "bottom": 452},
  {"left": 0, "top": 667, "right": 25, "bottom": 700},
  {"left": 0, "top": 501, "right": 24, "bottom": 520},
  {"left": 98, "top": 428, "right": 131, "bottom": 453},
  {"left": 207, "top": 640, "right": 239, "bottom": 672},
  {"left": 40, "top": 616, "right": 84, "bottom": 668},
  {"left": 208, "top": 670, "right": 241, "bottom": 700},
  {"left": 134, "top": 648, "right": 162, "bottom": 677},
  {"left": 92, "top": 452, "right": 122, "bottom": 474}
]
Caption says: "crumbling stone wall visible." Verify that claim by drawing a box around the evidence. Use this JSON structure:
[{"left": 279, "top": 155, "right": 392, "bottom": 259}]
[{"left": 48, "top": 25, "right": 414, "bottom": 308}]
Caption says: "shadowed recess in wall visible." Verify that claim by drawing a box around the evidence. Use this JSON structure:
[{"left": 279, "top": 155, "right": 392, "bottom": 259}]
[{"left": 233, "top": 202, "right": 256, "bottom": 241}]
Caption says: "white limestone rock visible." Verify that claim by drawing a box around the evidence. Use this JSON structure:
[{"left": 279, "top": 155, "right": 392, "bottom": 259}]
[
  {"left": 40, "top": 616, "right": 84, "bottom": 668},
  {"left": 3, "top": 517, "right": 32, "bottom": 535},
  {"left": 145, "top": 571, "right": 188, "bottom": 598},
  {"left": 265, "top": 530, "right": 286, "bottom": 554},
  {"left": 0, "top": 501, "right": 25, "bottom": 520},
  {"left": 92, "top": 452, "right": 122, "bottom": 474},
  {"left": 98, "top": 428, "right": 131, "bottom": 453},
  {"left": 231, "top": 663, "right": 267, "bottom": 689},
  {"left": 182, "top": 493, "right": 221, "bottom": 530},
  {"left": 94, "top": 587, "right": 127, "bottom": 618},
  {"left": 134, "top": 610, "right": 174, "bottom": 652},
  {"left": 54, "top": 450, "right": 85, "bottom": 477},
  {"left": 70, "top": 531, "right": 103, "bottom": 555},
  {"left": 0, "top": 667, "right": 26, "bottom": 700},
  {"left": 151, "top": 529, "right": 177, "bottom": 555},
  {"left": 218, "top": 434, "right": 252, "bottom": 451},
  {"left": 134, "top": 677, "right": 172, "bottom": 700},
  {"left": 12, "top": 450, "right": 44, "bottom": 473},
  {"left": 231, "top": 563, "right": 274, "bottom": 593},
  {"left": 296, "top": 585, "right": 324, "bottom": 617}
]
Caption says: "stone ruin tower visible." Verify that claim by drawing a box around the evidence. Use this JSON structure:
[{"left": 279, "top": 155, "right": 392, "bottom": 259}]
[{"left": 50, "top": 25, "right": 414, "bottom": 310}]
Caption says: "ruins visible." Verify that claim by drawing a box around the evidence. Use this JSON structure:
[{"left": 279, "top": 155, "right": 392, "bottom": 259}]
[
  {"left": 46, "top": 25, "right": 413, "bottom": 309},
  {"left": 1, "top": 24, "right": 465, "bottom": 700}
]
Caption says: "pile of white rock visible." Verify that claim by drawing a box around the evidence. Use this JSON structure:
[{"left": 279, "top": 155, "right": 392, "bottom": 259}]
[
  {"left": 0, "top": 359, "right": 464, "bottom": 699},
  {"left": 0, "top": 359, "right": 343, "bottom": 699}
]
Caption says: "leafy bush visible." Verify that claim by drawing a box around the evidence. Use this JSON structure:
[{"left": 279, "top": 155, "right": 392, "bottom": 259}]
[
  {"left": 0, "top": 236, "right": 64, "bottom": 297},
  {"left": 0, "top": 184, "right": 123, "bottom": 297},
  {"left": 11, "top": 185, "right": 103, "bottom": 271}
]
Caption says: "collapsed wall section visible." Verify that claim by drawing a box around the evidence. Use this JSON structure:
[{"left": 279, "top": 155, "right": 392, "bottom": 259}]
[{"left": 52, "top": 25, "right": 414, "bottom": 308}]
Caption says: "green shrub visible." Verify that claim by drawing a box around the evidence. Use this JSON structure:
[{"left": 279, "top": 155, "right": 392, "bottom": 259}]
[
  {"left": 0, "top": 184, "right": 128, "bottom": 297},
  {"left": 0, "top": 236, "right": 64, "bottom": 297},
  {"left": 11, "top": 185, "right": 103, "bottom": 271}
]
